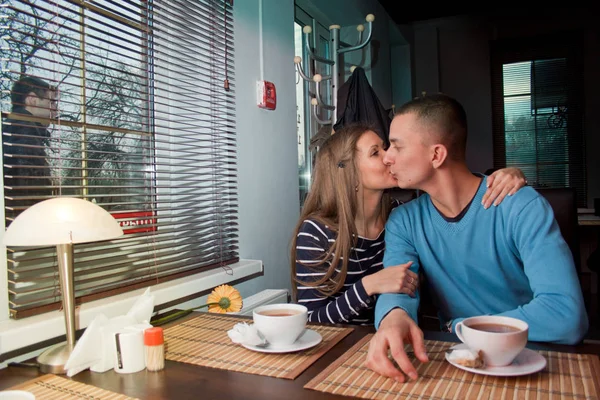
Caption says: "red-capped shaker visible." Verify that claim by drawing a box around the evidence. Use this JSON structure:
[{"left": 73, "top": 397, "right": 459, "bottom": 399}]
[{"left": 144, "top": 327, "right": 165, "bottom": 371}]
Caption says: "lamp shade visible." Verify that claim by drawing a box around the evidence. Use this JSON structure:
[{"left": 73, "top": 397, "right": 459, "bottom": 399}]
[{"left": 3, "top": 198, "right": 124, "bottom": 246}]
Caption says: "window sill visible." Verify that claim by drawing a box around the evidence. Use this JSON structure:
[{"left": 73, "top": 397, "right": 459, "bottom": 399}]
[
  {"left": 578, "top": 208, "right": 595, "bottom": 215},
  {"left": 0, "top": 259, "right": 263, "bottom": 356}
]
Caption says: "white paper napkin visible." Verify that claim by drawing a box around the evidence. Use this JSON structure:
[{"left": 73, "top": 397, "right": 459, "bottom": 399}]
[
  {"left": 447, "top": 347, "right": 485, "bottom": 368},
  {"left": 227, "top": 322, "right": 267, "bottom": 346},
  {"left": 63, "top": 313, "right": 108, "bottom": 377}
]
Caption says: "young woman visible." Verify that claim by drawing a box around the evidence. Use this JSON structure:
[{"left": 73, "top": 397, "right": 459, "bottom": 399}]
[{"left": 291, "top": 122, "right": 526, "bottom": 325}]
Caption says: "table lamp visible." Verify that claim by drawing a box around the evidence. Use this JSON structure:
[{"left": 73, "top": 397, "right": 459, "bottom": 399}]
[{"left": 3, "top": 197, "right": 124, "bottom": 373}]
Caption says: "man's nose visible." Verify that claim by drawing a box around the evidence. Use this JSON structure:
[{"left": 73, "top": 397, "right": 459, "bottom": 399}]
[{"left": 383, "top": 150, "right": 392, "bottom": 165}]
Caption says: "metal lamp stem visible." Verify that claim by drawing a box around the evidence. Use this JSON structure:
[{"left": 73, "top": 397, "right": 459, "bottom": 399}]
[
  {"left": 57, "top": 243, "right": 76, "bottom": 352},
  {"left": 36, "top": 242, "right": 76, "bottom": 373}
]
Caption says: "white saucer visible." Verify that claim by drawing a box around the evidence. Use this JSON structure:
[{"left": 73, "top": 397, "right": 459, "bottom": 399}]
[
  {"left": 241, "top": 328, "right": 322, "bottom": 353},
  {"left": 445, "top": 344, "right": 547, "bottom": 377}
]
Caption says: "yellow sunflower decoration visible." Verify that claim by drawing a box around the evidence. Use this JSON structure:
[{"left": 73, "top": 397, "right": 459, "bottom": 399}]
[
  {"left": 151, "top": 284, "right": 243, "bottom": 326},
  {"left": 206, "top": 284, "right": 243, "bottom": 313}
]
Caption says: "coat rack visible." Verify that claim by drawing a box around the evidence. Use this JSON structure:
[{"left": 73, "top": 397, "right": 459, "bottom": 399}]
[{"left": 294, "top": 14, "right": 375, "bottom": 128}]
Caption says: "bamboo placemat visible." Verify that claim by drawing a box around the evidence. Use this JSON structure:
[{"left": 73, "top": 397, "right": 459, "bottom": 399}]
[
  {"left": 6, "top": 374, "right": 138, "bottom": 399},
  {"left": 305, "top": 334, "right": 600, "bottom": 400},
  {"left": 163, "top": 313, "right": 353, "bottom": 379}
]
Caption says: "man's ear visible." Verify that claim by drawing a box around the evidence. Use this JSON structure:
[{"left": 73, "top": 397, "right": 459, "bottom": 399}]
[{"left": 430, "top": 144, "right": 448, "bottom": 169}]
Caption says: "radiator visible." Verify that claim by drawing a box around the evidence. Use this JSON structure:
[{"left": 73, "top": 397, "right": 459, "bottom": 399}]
[{"left": 232, "top": 289, "right": 289, "bottom": 316}]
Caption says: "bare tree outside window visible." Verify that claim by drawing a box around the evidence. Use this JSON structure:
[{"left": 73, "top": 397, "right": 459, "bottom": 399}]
[{"left": 1, "top": 0, "right": 152, "bottom": 214}]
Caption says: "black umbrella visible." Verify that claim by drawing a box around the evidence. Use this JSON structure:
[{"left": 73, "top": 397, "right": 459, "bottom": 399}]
[{"left": 333, "top": 67, "right": 392, "bottom": 146}]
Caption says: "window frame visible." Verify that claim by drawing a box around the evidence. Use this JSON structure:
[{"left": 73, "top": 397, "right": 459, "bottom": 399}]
[
  {"left": 294, "top": 5, "right": 331, "bottom": 207},
  {"left": 490, "top": 31, "right": 586, "bottom": 207},
  {"left": 0, "top": 0, "right": 255, "bottom": 356}
]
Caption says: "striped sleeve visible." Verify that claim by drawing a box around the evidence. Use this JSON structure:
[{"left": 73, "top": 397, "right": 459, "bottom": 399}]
[{"left": 294, "top": 219, "right": 375, "bottom": 324}]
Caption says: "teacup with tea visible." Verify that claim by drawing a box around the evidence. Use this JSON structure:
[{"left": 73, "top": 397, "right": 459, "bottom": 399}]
[
  {"left": 252, "top": 303, "right": 308, "bottom": 348},
  {"left": 454, "top": 315, "right": 528, "bottom": 367}
]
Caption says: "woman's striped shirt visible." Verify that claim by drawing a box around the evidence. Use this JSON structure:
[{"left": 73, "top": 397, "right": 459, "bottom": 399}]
[{"left": 294, "top": 219, "right": 386, "bottom": 325}]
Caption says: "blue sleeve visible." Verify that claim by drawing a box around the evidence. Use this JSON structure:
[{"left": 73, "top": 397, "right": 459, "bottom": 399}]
[
  {"left": 294, "top": 220, "right": 374, "bottom": 324},
  {"left": 495, "top": 196, "right": 589, "bottom": 344},
  {"left": 374, "top": 207, "right": 421, "bottom": 329}
]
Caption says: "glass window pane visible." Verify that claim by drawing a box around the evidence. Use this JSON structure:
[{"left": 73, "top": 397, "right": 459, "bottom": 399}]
[{"left": 503, "top": 61, "right": 531, "bottom": 96}]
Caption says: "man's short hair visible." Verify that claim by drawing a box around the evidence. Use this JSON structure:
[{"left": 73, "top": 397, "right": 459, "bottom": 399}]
[
  {"left": 395, "top": 93, "right": 468, "bottom": 160},
  {"left": 11, "top": 76, "right": 52, "bottom": 111}
]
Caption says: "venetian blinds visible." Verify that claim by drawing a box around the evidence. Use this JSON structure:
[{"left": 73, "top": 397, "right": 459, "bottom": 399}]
[
  {"left": 0, "top": 0, "right": 238, "bottom": 318},
  {"left": 490, "top": 32, "right": 586, "bottom": 207}
]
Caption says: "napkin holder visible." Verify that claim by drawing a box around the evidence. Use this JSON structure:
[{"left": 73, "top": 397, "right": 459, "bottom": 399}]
[{"left": 64, "top": 288, "right": 155, "bottom": 376}]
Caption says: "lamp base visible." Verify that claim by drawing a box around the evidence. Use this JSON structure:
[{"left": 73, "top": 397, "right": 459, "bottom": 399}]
[{"left": 37, "top": 341, "right": 73, "bottom": 374}]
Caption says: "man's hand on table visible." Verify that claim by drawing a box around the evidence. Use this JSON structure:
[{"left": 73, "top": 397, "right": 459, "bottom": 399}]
[{"left": 365, "top": 308, "right": 429, "bottom": 382}]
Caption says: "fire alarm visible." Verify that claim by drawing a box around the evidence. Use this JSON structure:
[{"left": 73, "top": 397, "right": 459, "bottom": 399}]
[{"left": 257, "top": 80, "right": 276, "bottom": 110}]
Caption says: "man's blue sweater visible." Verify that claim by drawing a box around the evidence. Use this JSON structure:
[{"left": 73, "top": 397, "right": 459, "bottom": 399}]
[{"left": 375, "top": 177, "right": 589, "bottom": 344}]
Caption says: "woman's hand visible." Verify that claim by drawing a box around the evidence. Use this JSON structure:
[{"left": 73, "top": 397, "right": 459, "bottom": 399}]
[
  {"left": 482, "top": 167, "right": 527, "bottom": 209},
  {"left": 362, "top": 261, "right": 418, "bottom": 297}
]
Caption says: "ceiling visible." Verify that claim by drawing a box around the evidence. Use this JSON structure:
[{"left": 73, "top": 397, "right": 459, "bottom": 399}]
[
  {"left": 375, "top": 4, "right": 595, "bottom": 25},
  {"left": 375, "top": 1, "right": 477, "bottom": 24}
]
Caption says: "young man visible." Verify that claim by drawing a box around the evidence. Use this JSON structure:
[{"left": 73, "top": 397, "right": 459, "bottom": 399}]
[
  {"left": 2, "top": 76, "right": 57, "bottom": 217},
  {"left": 365, "top": 94, "right": 588, "bottom": 382}
]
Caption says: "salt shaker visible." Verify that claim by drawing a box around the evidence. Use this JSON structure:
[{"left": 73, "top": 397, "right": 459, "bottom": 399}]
[{"left": 144, "top": 327, "right": 165, "bottom": 371}]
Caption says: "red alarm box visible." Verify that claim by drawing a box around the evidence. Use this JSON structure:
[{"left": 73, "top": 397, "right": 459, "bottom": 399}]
[{"left": 257, "top": 80, "right": 276, "bottom": 110}]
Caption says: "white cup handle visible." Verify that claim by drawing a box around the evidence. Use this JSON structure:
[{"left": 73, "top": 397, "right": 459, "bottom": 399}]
[{"left": 455, "top": 321, "right": 465, "bottom": 343}]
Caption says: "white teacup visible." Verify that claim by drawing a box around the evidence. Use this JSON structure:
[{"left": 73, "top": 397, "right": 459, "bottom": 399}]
[
  {"left": 252, "top": 303, "right": 308, "bottom": 348},
  {"left": 455, "top": 315, "right": 528, "bottom": 367}
]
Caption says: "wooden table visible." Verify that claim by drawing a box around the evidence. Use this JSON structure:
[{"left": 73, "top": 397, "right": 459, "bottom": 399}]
[{"left": 1, "top": 317, "right": 599, "bottom": 400}]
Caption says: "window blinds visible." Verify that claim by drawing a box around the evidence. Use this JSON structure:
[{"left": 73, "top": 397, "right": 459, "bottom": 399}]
[
  {"left": 490, "top": 32, "right": 586, "bottom": 207},
  {"left": 0, "top": 0, "right": 238, "bottom": 319}
]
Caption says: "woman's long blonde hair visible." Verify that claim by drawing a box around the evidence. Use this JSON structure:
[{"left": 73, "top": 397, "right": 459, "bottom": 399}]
[{"left": 291, "top": 123, "right": 392, "bottom": 299}]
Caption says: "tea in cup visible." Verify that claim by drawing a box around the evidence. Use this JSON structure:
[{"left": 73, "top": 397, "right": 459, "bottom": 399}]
[
  {"left": 252, "top": 303, "right": 308, "bottom": 348},
  {"left": 454, "top": 315, "right": 528, "bottom": 367}
]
